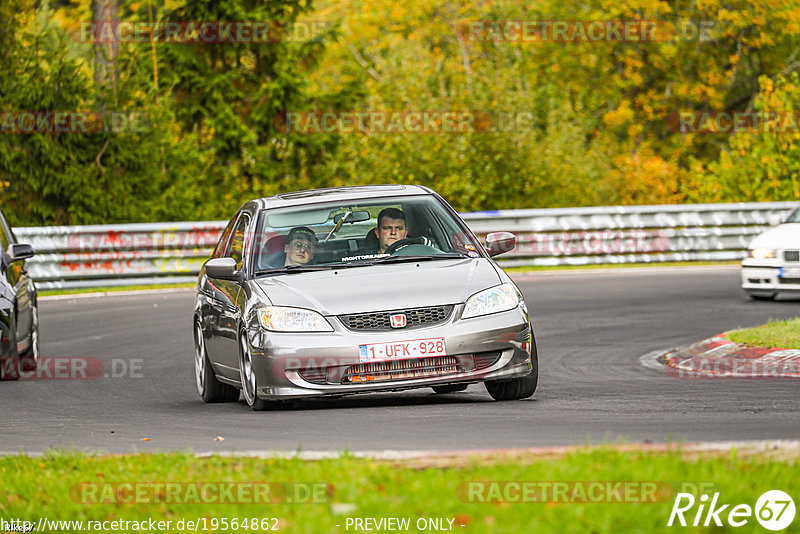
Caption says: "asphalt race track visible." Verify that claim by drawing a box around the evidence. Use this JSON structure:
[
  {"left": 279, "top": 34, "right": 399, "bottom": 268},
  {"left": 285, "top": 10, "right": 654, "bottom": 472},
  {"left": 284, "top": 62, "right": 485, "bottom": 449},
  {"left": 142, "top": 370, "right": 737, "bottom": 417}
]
[{"left": 2, "top": 266, "right": 798, "bottom": 454}]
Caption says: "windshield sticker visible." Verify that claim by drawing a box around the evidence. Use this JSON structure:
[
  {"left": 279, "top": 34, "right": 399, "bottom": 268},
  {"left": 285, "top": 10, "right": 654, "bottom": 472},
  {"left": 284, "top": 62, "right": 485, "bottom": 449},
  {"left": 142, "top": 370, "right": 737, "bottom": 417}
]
[{"left": 340, "top": 253, "right": 390, "bottom": 262}]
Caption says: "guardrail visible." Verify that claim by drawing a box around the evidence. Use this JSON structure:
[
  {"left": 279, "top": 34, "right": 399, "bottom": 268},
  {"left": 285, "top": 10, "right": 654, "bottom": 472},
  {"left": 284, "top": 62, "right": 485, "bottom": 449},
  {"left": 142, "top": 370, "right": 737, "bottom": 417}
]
[{"left": 14, "top": 201, "right": 797, "bottom": 290}]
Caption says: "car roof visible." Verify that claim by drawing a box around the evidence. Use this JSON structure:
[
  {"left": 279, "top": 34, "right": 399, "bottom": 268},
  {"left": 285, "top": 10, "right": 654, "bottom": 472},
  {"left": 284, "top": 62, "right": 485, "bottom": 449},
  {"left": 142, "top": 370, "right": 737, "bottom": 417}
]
[{"left": 251, "top": 185, "right": 434, "bottom": 210}]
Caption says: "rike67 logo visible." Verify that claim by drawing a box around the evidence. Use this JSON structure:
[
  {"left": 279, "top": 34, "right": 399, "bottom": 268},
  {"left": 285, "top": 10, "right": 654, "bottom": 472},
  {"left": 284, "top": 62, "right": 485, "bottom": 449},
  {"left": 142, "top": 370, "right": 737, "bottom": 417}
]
[{"left": 668, "top": 490, "right": 795, "bottom": 531}]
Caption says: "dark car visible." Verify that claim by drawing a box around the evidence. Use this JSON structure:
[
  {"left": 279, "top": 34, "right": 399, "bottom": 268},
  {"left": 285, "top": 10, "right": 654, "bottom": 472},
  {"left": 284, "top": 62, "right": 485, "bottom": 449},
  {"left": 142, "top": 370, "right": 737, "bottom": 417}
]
[
  {"left": 193, "top": 185, "right": 537, "bottom": 410},
  {"left": 0, "top": 208, "right": 38, "bottom": 380}
]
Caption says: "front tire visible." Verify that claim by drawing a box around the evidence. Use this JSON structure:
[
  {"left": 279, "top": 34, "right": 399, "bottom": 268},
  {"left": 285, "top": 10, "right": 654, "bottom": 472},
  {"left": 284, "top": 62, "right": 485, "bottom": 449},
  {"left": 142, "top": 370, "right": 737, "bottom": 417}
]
[
  {"left": 747, "top": 292, "right": 776, "bottom": 301},
  {"left": 239, "top": 331, "right": 280, "bottom": 411},
  {"left": 194, "top": 321, "right": 238, "bottom": 403},
  {"left": 485, "top": 338, "right": 539, "bottom": 401}
]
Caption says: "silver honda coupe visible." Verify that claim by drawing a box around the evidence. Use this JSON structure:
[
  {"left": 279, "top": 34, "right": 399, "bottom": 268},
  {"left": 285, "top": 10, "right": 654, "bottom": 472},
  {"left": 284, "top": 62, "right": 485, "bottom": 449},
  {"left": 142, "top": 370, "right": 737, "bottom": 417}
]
[{"left": 193, "top": 185, "right": 537, "bottom": 410}]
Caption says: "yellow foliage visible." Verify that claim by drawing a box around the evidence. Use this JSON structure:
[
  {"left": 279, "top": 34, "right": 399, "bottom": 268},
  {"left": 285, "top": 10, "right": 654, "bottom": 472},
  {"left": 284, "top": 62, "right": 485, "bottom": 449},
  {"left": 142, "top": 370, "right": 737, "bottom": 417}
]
[
  {"left": 613, "top": 150, "right": 683, "bottom": 205},
  {"left": 603, "top": 102, "right": 634, "bottom": 128}
]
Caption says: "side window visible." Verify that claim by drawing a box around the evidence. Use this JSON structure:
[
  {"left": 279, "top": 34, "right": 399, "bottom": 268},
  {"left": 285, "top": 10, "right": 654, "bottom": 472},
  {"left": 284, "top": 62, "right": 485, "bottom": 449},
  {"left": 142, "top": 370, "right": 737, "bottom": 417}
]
[
  {"left": 212, "top": 214, "right": 239, "bottom": 259},
  {"left": 227, "top": 214, "right": 250, "bottom": 270}
]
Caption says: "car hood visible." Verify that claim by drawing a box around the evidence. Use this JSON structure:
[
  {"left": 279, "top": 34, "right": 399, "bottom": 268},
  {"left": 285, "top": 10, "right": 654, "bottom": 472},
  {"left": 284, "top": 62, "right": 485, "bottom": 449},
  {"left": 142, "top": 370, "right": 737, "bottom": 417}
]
[
  {"left": 252, "top": 258, "right": 502, "bottom": 315},
  {"left": 748, "top": 223, "right": 800, "bottom": 249}
]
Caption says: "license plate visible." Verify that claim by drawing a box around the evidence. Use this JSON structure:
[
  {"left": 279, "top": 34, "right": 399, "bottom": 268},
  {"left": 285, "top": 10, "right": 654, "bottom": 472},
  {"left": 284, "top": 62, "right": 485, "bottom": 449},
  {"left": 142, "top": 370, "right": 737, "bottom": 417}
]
[
  {"left": 359, "top": 337, "right": 446, "bottom": 363},
  {"left": 780, "top": 267, "right": 800, "bottom": 278}
]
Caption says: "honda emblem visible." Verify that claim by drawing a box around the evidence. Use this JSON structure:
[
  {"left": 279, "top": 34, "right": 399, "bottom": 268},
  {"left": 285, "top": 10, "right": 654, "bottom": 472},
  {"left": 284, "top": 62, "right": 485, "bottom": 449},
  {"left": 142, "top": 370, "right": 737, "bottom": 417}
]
[{"left": 390, "top": 313, "right": 407, "bottom": 328}]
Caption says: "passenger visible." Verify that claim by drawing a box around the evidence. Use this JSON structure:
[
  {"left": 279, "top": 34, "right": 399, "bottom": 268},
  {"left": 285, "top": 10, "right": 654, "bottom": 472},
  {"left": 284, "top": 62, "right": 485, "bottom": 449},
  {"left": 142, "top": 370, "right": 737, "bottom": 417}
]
[{"left": 284, "top": 226, "right": 317, "bottom": 266}]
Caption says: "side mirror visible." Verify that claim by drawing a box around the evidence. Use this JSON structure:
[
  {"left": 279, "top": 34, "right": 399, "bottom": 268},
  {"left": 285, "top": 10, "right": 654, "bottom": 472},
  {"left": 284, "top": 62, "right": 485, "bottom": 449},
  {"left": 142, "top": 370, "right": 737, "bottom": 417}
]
[
  {"left": 485, "top": 232, "right": 516, "bottom": 257},
  {"left": 8, "top": 243, "right": 34, "bottom": 262},
  {"left": 767, "top": 214, "right": 783, "bottom": 226},
  {"left": 205, "top": 258, "right": 237, "bottom": 279}
]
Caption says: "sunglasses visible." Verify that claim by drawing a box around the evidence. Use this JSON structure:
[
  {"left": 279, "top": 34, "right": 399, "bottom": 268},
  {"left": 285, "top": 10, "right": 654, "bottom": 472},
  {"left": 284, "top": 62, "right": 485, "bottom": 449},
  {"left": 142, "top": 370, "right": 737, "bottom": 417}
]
[{"left": 290, "top": 241, "right": 314, "bottom": 252}]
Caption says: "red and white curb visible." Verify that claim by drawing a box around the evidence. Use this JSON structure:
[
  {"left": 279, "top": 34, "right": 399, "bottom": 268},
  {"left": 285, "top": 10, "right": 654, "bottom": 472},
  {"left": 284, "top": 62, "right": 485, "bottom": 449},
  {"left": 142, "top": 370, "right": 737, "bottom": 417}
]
[{"left": 641, "top": 335, "right": 800, "bottom": 379}]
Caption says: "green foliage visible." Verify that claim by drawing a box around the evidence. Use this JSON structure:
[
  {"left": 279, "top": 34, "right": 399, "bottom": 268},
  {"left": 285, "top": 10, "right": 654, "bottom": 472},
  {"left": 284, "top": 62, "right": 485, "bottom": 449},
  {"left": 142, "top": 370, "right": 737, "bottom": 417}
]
[{"left": 2, "top": 0, "right": 800, "bottom": 225}]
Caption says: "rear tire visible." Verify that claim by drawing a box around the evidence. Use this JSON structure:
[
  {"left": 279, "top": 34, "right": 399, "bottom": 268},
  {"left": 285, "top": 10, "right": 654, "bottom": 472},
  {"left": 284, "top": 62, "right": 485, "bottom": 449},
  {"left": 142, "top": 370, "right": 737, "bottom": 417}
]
[
  {"left": 194, "top": 321, "right": 239, "bottom": 403},
  {"left": 432, "top": 384, "right": 468, "bottom": 394},
  {"left": 1, "top": 309, "right": 38, "bottom": 381},
  {"left": 19, "top": 304, "right": 39, "bottom": 376},
  {"left": 747, "top": 292, "right": 776, "bottom": 301},
  {"left": 485, "top": 338, "right": 539, "bottom": 401}
]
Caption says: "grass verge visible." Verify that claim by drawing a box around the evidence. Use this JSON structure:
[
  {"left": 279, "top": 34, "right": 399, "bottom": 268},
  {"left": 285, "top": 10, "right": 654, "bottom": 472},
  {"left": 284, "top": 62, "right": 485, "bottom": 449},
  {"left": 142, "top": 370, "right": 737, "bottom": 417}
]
[
  {"left": 727, "top": 317, "right": 800, "bottom": 349},
  {"left": 38, "top": 282, "right": 195, "bottom": 297},
  {"left": 0, "top": 447, "right": 795, "bottom": 533}
]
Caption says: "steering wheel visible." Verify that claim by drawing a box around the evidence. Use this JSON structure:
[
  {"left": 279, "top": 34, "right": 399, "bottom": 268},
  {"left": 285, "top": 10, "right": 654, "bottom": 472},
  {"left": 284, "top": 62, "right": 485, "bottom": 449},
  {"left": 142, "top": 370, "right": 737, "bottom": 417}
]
[{"left": 384, "top": 237, "right": 437, "bottom": 255}]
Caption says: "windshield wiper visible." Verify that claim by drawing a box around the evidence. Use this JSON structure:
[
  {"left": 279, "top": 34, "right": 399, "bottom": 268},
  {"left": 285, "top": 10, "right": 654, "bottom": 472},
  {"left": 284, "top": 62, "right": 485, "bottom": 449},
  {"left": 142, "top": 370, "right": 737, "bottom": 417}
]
[
  {"left": 254, "top": 265, "right": 335, "bottom": 276},
  {"left": 372, "top": 253, "right": 468, "bottom": 264}
]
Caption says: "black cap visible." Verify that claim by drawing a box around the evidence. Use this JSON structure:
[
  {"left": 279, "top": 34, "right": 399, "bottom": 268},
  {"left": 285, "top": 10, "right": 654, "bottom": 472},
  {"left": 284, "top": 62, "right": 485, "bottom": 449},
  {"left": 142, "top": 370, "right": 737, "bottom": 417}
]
[{"left": 286, "top": 226, "right": 318, "bottom": 244}]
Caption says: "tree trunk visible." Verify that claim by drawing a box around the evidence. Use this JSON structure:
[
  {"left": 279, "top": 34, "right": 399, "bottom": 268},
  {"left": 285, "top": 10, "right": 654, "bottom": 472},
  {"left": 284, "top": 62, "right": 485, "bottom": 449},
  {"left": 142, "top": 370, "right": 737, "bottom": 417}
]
[{"left": 92, "top": 0, "right": 119, "bottom": 108}]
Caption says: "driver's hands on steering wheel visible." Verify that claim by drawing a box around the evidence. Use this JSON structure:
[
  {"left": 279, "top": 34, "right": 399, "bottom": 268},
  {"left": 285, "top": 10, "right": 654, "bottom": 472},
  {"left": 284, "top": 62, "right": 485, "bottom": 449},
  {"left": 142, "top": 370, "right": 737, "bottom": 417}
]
[
  {"left": 418, "top": 236, "right": 435, "bottom": 248},
  {"left": 385, "top": 236, "right": 438, "bottom": 254}
]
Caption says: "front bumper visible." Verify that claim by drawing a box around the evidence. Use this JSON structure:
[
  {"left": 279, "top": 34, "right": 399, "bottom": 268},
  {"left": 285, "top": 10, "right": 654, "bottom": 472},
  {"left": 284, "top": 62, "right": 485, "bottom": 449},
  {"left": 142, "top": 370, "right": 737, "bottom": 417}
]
[
  {"left": 246, "top": 305, "right": 533, "bottom": 400},
  {"left": 741, "top": 260, "right": 800, "bottom": 294}
]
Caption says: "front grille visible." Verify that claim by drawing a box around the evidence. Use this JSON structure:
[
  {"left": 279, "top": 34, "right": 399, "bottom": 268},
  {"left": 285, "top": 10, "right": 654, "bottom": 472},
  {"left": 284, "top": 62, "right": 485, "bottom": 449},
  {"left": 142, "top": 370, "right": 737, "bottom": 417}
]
[
  {"left": 339, "top": 305, "right": 454, "bottom": 331},
  {"left": 785, "top": 250, "right": 799, "bottom": 262},
  {"left": 779, "top": 278, "right": 800, "bottom": 284},
  {"left": 343, "top": 356, "right": 459, "bottom": 383}
]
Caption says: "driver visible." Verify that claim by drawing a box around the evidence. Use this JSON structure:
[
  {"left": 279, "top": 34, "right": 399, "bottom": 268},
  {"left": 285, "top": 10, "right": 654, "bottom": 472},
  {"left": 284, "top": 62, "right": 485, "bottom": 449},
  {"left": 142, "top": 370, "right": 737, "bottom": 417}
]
[
  {"left": 362, "top": 208, "right": 435, "bottom": 255},
  {"left": 284, "top": 226, "right": 317, "bottom": 266},
  {"left": 373, "top": 207, "right": 408, "bottom": 254}
]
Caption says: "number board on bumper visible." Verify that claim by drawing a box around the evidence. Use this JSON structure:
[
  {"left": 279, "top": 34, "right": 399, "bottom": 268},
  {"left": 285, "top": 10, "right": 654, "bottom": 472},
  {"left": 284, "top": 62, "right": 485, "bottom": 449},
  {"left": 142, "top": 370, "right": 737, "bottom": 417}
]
[{"left": 359, "top": 338, "right": 446, "bottom": 363}]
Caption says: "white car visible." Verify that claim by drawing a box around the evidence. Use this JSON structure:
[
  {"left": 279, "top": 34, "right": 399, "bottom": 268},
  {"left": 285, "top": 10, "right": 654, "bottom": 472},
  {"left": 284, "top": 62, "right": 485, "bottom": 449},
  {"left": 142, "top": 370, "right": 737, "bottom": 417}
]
[{"left": 741, "top": 207, "right": 800, "bottom": 300}]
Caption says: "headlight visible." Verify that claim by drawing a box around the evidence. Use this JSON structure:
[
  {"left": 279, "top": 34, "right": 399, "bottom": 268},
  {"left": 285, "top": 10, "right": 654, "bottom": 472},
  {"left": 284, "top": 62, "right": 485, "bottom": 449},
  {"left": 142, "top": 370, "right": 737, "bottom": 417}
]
[
  {"left": 462, "top": 283, "right": 520, "bottom": 319},
  {"left": 258, "top": 306, "right": 333, "bottom": 332},
  {"left": 749, "top": 248, "right": 777, "bottom": 260}
]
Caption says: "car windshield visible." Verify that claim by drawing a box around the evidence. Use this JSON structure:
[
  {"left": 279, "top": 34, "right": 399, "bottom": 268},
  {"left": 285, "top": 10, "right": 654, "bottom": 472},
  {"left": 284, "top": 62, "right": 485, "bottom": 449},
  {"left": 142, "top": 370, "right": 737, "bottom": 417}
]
[
  {"left": 252, "top": 195, "right": 482, "bottom": 272},
  {"left": 787, "top": 208, "right": 800, "bottom": 223}
]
